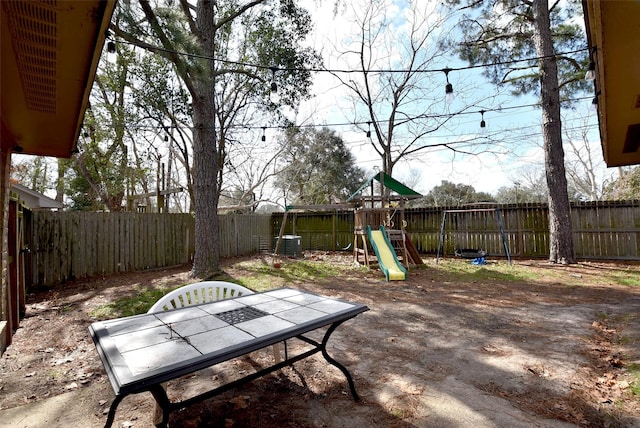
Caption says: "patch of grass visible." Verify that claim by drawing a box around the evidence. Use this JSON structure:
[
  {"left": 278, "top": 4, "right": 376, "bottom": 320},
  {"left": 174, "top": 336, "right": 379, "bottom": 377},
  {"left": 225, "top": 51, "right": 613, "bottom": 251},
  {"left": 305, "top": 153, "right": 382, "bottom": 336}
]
[
  {"left": 284, "top": 260, "right": 347, "bottom": 279},
  {"left": 58, "top": 304, "right": 74, "bottom": 313},
  {"left": 219, "top": 258, "right": 366, "bottom": 292},
  {"left": 90, "top": 287, "right": 171, "bottom": 319},
  {"left": 435, "top": 258, "right": 640, "bottom": 290},
  {"left": 612, "top": 274, "right": 640, "bottom": 287},
  {"left": 48, "top": 370, "right": 63, "bottom": 380},
  {"left": 617, "top": 336, "right": 632, "bottom": 345},
  {"left": 434, "top": 259, "right": 538, "bottom": 283},
  {"left": 90, "top": 258, "right": 366, "bottom": 318},
  {"left": 629, "top": 363, "right": 640, "bottom": 396},
  {"left": 582, "top": 266, "right": 640, "bottom": 288},
  {"left": 391, "top": 408, "right": 409, "bottom": 419}
]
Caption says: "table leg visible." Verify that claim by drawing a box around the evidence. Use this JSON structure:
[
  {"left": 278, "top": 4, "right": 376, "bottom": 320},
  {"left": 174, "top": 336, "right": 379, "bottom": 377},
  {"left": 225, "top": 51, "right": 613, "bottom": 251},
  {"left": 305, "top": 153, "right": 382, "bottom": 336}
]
[
  {"left": 149, "top": 384, "right": 172, "bottom": 428},
  {"left": 320, "top": 320, "right": 361, "bottom": 401},
  {"left": 103, "top": 394, "right": 124, "bottom": 428}
]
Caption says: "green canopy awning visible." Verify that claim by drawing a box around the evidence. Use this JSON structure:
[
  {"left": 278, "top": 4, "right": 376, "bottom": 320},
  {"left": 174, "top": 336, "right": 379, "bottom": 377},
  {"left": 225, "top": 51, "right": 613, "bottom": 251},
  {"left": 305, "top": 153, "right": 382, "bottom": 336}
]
[{"left": 347, "top": 172, "right": 422, "bottom": 202}]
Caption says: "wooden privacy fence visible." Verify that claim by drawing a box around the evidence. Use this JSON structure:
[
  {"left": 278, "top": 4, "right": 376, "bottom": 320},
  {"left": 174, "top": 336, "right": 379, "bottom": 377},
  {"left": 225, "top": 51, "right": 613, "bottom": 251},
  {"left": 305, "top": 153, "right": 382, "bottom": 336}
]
[
  {"left": 29, "top": 201, "right": 640, "bottom": 287},
  {"left": 217, "top": 214, "right": 273, "bottom": 258},
  {"left": 407, "top": 201, "right": 640, "bottom": 260},
  {"left": 273, "top": 200, "right": 640, "bottom": 261},
  {"left": 30, "top": 212, "right": 272, "bottom": 287},
  {"left": 271, "top": 211, "right": 355, "bottom": 252}
]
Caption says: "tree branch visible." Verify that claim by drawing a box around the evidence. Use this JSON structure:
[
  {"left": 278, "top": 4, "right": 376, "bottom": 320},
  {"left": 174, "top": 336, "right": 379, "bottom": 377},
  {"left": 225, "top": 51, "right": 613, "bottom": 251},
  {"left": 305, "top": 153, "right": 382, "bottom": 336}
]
[
  {"left": 215, "top": 0, "right": 267, "bottom": 31},
  {"left": 178, "top": 0, "right": 197, "bottom": 34}
]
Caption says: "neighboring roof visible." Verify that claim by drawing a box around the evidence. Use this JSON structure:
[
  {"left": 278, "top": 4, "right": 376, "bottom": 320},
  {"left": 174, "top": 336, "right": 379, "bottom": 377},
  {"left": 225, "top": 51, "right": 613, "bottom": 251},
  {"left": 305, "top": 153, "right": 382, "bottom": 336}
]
[
  {"left": 347, "top": 172, "right": 422, "bottom": 202},
  {"left": 1, "top": 0, "right": 116, "bottom": 157},
  {"left": 582, "top": 0, "right": 640, "bottom": 166},
  {"left": 10, "top": 183, "right": 63, "bottom": 210}
]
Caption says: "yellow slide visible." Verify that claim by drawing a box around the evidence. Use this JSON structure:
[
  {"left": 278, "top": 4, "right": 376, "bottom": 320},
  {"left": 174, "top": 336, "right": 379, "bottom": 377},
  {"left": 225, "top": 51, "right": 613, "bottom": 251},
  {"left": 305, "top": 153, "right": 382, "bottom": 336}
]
[{"left": 366, "top": 225, "right": 407, "bottom": 281}]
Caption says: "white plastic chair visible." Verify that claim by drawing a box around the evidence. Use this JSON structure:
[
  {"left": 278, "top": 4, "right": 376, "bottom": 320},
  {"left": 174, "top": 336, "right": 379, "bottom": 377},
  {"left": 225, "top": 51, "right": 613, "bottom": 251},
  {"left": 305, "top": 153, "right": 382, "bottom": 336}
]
[
  {"left": 148, "top": 280, "right": 253, "bottom": 313},
  {"left": 147, "top": 281, "right": 261, "bottom": 425},
  {"left": 148, "top": 280, "right": 283, "bottom": 361}
]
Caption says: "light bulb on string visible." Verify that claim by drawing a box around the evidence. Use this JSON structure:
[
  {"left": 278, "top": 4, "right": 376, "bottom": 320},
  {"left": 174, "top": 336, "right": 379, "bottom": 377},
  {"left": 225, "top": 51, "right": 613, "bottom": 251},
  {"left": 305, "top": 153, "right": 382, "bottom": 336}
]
[
  {"left": 106, "top": 40, "right": 117, "bottom": 64},
  {"left": 479, "top": 110, "right": 487, "bottom": 135},
  {"left": 261, "top": 127, "right": 266, "bottom": 142},
  {"left": 269, "top": 66, "right": 280, "bottom": 104},
  {"left": 585, "top": 47, "right": 597, "bottom": 81},
  {"left": 366, "top": 121, "right": 371, "bottom": 138},
  {"left": 584, "top": 62, "right": 596, "bottom": 81},
  {"left": 443, "top": 68, "right": 455, "bottom": 105}
]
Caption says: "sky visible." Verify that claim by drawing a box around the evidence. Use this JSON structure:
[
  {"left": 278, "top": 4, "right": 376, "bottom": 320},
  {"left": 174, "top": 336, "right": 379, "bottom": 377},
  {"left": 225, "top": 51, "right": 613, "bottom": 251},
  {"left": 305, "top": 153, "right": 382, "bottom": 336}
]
[
  {"left": 11, "top": 0, "right": 609, "bottom": 205},
  {"left": 290, "top": 0, "right": 607, "bottom": 197}
]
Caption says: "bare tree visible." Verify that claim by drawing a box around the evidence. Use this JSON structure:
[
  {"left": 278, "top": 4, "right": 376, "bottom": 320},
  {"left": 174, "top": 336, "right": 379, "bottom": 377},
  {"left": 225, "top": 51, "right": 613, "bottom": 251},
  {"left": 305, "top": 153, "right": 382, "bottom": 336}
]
[
  {"left": 330, "top": 0, "right": 462, "bottom": 177},
  {"left": 563, "top": 113, "right": 612, "bottom": 201}
]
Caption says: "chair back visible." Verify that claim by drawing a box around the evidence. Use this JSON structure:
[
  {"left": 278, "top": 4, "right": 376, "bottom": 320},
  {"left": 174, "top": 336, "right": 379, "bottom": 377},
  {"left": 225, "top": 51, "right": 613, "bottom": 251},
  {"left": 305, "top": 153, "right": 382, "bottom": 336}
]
[{"left": 148, "top": 281, "right": 254, "bottom": 313}]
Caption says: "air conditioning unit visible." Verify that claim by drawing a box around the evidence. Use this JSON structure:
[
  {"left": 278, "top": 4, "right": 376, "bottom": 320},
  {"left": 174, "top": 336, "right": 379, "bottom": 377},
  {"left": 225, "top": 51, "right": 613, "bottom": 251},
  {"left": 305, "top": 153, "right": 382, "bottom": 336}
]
[{"left": 274, "top": 235, "right": 302, "bottom": 256}]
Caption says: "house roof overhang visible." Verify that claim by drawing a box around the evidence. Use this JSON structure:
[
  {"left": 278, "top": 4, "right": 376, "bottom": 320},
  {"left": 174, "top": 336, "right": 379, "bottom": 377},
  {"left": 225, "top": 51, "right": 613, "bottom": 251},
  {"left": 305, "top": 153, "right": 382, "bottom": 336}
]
[
  {"left": 10, "top": 183, "right": 63, "bottom": 210},
  {"left": 582, "top": 0, "right": 640, "bottom": 167},
  {"left": 1, "top": 0, "right": 116, "bottom": 158}
]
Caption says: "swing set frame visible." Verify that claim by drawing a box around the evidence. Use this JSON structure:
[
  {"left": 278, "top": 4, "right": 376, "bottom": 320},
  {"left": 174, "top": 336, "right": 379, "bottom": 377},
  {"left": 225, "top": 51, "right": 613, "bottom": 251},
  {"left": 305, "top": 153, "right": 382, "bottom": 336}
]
[{"left": 436, "top": 206, "right": 512, "bottom": 265}]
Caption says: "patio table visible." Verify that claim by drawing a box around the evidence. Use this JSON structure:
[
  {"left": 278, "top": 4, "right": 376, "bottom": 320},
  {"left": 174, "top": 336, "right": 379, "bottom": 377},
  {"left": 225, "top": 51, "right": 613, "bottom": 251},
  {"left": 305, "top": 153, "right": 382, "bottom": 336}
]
[{"left": 88, "top": 287, "right": 369, "bottom": 428}]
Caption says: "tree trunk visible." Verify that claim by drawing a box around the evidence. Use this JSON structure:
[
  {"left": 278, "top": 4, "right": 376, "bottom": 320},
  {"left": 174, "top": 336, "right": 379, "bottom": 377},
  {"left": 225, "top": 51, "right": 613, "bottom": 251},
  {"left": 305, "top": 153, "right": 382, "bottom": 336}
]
[
  {"left": 55, "top": 159, "right": 66, "bottom": 203},
  {"left": 532, "top": 0, "right": 575, "bottom": 264},
  {"left": 191, "top": 0, "right": 220, "bottom": 277}
]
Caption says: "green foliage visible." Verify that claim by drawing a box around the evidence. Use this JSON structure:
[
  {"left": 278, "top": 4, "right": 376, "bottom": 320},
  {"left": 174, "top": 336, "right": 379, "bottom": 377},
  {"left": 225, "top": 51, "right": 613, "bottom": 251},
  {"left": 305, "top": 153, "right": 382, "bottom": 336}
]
[
  {"left": 69, "top": 44, "right": 143, "bottom": 211},
  {"left": 9, "top": 157, "right": 51, "bottom": 193},
  {"left": 66, "top": 169, "right": 102, "bottom": 211},
  {"left": 422, "top": 180, "right": 496, "bottom": 207},
  {"left": 495, "top": 182, "right": 548, "bottom": 204},
  {"left": 604, "top": 167, "right": 640, "bottom": 200},
  {"left": 276, "top": 127, "right": 367, "bottom": 204},
  {"left": 241, "top": 0, "right": 321, "bottom": 109},
  {"left": 447, "top": 0, "right": 589, "bottom": 100}
]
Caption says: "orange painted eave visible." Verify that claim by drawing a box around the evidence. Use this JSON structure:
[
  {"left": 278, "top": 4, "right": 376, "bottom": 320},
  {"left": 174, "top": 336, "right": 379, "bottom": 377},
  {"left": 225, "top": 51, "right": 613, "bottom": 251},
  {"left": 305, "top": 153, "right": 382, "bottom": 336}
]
[{"left": 0, "top": 0, "right": 116, "bottom": 158}]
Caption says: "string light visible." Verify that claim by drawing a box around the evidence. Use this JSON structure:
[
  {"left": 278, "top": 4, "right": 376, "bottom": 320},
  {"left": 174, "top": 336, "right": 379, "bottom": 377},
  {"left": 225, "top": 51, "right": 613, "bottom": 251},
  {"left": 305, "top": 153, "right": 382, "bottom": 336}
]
[
  {"left": 479, "top": 110, "right": 487, "bottom": 134},
  {"left": 261, "top": 126, "right": 266, "bottom": 142},
  {"left": 92, "top": 96, "right": 593, "bottom": 135},
  {"left": 443, "top": 68, "right": 454, "bottom": 105},
  {"left": 366, "top": 121, "right": 371, "bottom": 138},
  {"left": 114, "top": 38, "right": 590, "bottom": 77},
  {"left": 584, "top": 62, "right": 595, "bottom": 81},
  {"left": 269, "top": 66, "right": 280, "bottom": 104},
  {"left": 107, "top": 41, "right": 116, "bottom": 54},
  {"left": 584, "top": 47, "right": 596, "bottom": 81}
]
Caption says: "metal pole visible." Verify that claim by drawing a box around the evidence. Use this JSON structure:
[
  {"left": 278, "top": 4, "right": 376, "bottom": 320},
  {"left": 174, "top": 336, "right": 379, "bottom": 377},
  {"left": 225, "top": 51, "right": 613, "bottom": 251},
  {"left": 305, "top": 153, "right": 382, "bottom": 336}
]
[
  {"left": 496, "top": 208, "right": 512, "bottom": 265},
  {"left": 436, "top": 211, "right": 447, "bottom": 263}
]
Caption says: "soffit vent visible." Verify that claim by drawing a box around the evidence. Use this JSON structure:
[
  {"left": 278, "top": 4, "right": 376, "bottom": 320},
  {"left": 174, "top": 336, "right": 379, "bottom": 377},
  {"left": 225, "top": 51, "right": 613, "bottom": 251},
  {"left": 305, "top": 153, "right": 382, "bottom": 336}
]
[{"left": 4, "top": 0, "right": 57, "bottom": 113}]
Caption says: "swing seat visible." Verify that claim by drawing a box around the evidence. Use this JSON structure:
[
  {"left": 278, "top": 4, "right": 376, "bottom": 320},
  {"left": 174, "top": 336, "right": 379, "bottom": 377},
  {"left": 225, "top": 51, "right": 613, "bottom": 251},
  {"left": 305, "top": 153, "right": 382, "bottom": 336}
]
[{"left": 454, "top": 248, "right": 487, "bottom": 259}]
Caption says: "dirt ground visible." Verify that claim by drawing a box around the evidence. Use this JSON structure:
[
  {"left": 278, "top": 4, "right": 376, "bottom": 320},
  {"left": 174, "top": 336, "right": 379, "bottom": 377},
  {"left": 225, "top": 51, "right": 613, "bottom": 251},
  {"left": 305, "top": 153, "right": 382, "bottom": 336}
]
[{"left": 1, "top": 253, "right": 640, "bottom": 428}]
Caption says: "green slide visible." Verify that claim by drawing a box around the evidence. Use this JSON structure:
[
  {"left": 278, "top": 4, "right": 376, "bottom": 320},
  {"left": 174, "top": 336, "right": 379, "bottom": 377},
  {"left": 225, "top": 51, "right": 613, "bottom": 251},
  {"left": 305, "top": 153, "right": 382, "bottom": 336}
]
[{"left": 366, "top": 225, "right": 407, "bottom": 281}]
